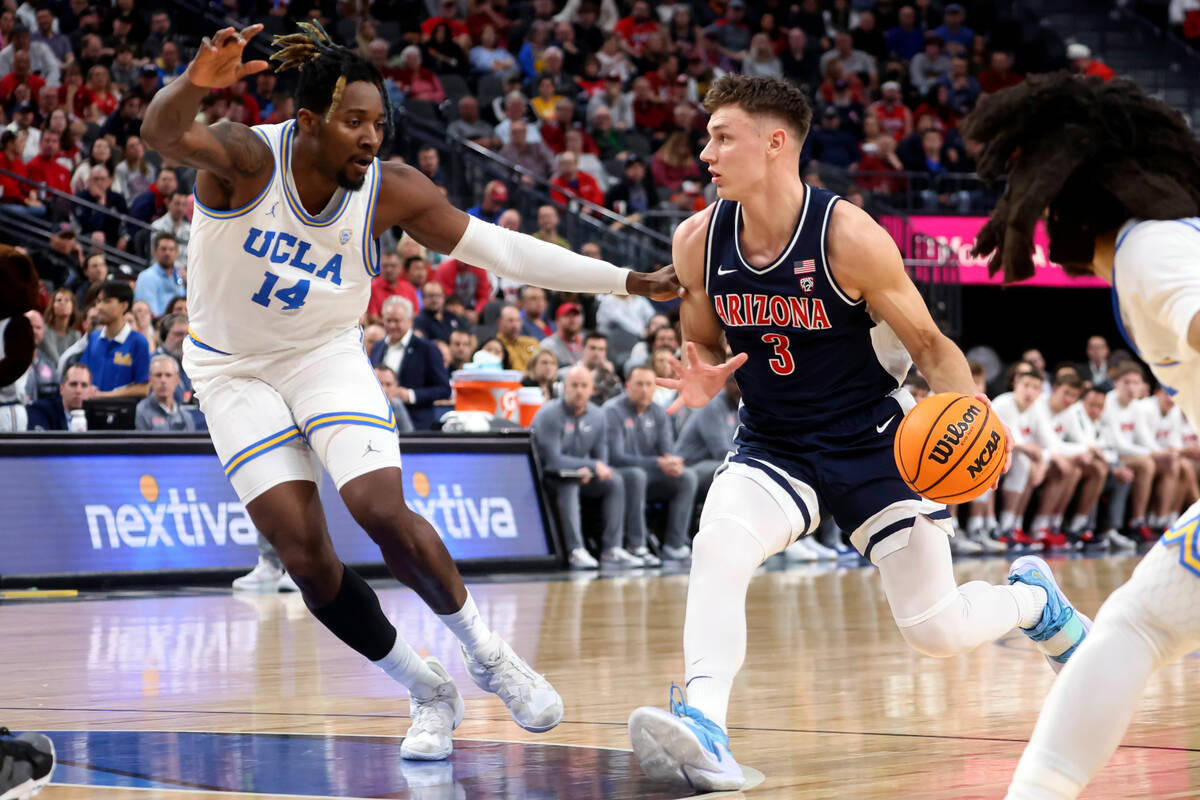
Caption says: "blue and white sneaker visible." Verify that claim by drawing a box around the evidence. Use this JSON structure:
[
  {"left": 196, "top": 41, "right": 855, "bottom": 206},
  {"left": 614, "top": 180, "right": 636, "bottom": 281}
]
[
  {"left": 1008, "top": 555, "right": 1092, "bottom": 673},
  {"left": 628, "top": 685, "right": 745, "bottom": 792}
]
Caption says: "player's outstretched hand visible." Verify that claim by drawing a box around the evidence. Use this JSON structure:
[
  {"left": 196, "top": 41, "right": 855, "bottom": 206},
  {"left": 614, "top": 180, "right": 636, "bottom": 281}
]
[
  {"left": 659, "top": 342, "right": 748, "bottom": 415},
  {"left": 627, "top": 264, "right": 682, "bottom": 302},
  {"left": 188, "top": 25, "right": 269, "bottom": 89},
  {"left": 974, "top": 392, "right": 1013, "bottom": 488}
]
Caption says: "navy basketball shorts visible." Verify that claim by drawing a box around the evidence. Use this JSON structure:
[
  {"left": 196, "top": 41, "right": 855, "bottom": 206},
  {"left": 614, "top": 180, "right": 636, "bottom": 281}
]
[{"left": 714, "top": 388, "right": 950, "bottom": 563}]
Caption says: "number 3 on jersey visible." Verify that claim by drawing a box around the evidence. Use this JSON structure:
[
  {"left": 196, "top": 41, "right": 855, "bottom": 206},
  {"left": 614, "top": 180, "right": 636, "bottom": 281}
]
[
  {"left": 762, "top": 333, "right": 795, "bottom": 375},
  {"left": 250, "top": 271, "right": 310, "bottom": 311}
]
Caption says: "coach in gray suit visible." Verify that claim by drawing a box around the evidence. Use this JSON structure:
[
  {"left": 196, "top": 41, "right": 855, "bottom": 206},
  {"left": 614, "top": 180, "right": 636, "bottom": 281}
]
[
  {"left": 674, "top": 374, "right": 741, "bottom": 498},
  {"left": 531, "top": 365, "right": 627, "bottom": 569},
  {"left": 603, "top": 364, "right": 699, "bottom": 563}
]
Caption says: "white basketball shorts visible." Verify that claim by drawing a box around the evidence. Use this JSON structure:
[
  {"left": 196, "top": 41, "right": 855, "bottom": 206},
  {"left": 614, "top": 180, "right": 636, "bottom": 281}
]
[{"left": 183, "top": 326, "right": 402, "bottom": 504}]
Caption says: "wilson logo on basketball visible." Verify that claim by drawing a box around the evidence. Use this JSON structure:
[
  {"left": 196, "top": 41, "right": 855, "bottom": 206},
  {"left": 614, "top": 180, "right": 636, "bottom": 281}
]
[
  {"left": 927, "top": 404, "right": 983, "bottom": 465},
  {"left": 966, "top": 430, "right": 1003, "bottom": 479}
]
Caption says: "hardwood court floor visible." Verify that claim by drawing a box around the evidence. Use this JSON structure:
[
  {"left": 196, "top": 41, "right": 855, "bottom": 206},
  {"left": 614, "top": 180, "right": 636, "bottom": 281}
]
[{"left": 2, "top": 554, "right": 1197, "bottom": 799}]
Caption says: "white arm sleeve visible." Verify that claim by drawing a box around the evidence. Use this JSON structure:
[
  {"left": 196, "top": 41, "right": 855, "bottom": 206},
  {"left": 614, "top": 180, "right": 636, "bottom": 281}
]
[{"left": 449, "top": 215, "right": 631, "bottom": 296}]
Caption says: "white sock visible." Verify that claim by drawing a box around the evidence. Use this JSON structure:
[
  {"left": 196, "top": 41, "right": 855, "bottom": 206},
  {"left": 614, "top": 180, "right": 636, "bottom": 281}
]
[
  {"left": 1051, "top": 513, "right": 1064, "bottom": 530},
  {"left": 1068, "top": 514, "right": 1089, "bottom": 533},
  {"left": 968, "top": 516, "right": 985, "bottom": 533},
  {"left": 1011, "top": 582, "right": 1049, "bottom": 629},
  {"left": 438, "top": 592, "right": 501, "bottom": 663},
  {"left": 1000, "top": 510, "right": 1017, "bottom": 531},
  {"left": 372, "top": 636, "right": 445, "bottom": 701},
  {"left": 1032, "top": 515, "right": 1051, "bottom": 532}
]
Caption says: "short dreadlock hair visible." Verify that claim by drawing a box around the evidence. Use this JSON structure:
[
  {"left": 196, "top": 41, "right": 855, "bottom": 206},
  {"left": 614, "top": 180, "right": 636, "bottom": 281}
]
[
  {"left": 962, "top": 72, "right": 1200, "bottom": 283},
  {"left": 270, "top": 20, "right": 394, "bottom": 148}
]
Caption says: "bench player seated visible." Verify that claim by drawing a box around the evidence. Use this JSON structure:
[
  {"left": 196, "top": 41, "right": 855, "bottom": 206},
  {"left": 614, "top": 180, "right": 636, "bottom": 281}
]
[
  {"left": 1037, "top": 371, "right": 1109, "bottom": 548},
  {"left": 1134, "top": 382, "right": 1195, "bottom": 531},
  {"left": 992, "top": 369, "right": 1057, "bottom": 549},
  {"left": 1103, "top": 363, "right": 1163, "bottom": 542}
]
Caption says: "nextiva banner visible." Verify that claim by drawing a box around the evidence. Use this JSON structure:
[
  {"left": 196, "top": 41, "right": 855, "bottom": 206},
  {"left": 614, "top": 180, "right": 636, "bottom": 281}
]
[
  {"left": 0, "top": 446, "right": 553, "bottom": 577},
  {"left": 904, "top": 216, "right": 1109, "bottom": 289}
]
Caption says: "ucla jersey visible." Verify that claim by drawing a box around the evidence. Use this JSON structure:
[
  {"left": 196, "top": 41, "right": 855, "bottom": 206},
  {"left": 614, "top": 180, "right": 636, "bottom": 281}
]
[
  {"left": 704, "top": 188, "right": 910, "bottom": 437},
  {"left": 187, "top": 119, "right": 382, "bottom": 355}
]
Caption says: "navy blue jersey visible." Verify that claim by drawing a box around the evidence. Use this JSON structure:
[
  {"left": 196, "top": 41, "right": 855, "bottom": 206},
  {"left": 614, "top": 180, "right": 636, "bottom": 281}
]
[{"left": 703, "top": 188, "right": 910, "bottom": 437}]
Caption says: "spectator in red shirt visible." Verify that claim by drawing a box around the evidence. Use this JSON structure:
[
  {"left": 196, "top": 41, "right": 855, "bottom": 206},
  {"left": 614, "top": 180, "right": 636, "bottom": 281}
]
[
  {"left": 434, "top": 258, "right": 492, "bottom": 318},
  {"left": 550, "top": 150, "right": 605, "bottom": 207},
  {"left": 0, "top": 129, "right": 43, "bottom": 214},
  {"left": 421, "top": 0, "right": 472, "bottom": 48},
  {"left": 978, "top": 50, "right": 1023, "bottom": 95},
  {"left": 818, "top": 59, "right": 865, "bottom": 104},
  {"left": 393, "top": 46, "right": 446, "bottom": 103},
  {"left": 650, "top": 131, "right": 702, "bottom": 192},
  {"left": 25, "top": 129, "right": 71, "bottom": 198},
  {"left": 79, "top": 64, "right": 119, "bottom": 121},
  {"left": 0, "top": 49, "right": 45, "bottom": 106},
  {"left": 645, "top": 55, "right": 681, "bottom": 100},
  {"left": 614, "top": 0, "right": 659, "bottom": 58},
  {"left": 1067, "top": 43, "right": 1115, "bottom": 81},
  {"left": 540, "top": 98, "right": 599, "bottom": 154},
  {"left": 868, "top": 81, "right": 912, "bottom": 141},
  {"left": 631, "top": 75, "right": 672, "bottom": 137},
  {"left": 368, "top": 250, "right": 421, "bottom": 318}
]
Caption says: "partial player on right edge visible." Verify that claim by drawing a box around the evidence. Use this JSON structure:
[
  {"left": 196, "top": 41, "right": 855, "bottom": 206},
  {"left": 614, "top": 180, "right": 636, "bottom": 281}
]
[{"left": 961, "top": 73, "right": 1200, "bottom": 800}]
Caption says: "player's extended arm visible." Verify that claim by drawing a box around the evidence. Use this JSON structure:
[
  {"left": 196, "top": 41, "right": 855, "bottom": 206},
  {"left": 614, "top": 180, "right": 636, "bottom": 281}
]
[
  {"left": 828, "top": 203, "right": 976, "bottom": 397},
  {"left": 658, "top": 209, "right": 747, "bottom": 414},
  {"left": 141, "top": 26, "right": 272, "bottom": 207},
  {"left": 373, "top": 161, "right": 679, "bottom": 300}
]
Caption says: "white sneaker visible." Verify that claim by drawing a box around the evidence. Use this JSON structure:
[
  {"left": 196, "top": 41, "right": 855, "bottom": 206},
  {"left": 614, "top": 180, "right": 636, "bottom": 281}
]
[
  {"left": 1104, "top": 529, "right": 1138, "bottom": 551},
  {"left": 401, "top": 658, "right": 465, "bottom": 761},
  {"left": 662, "top": 544, "right": 691, "bottom": 561},
  {"left": 277, "top": 572, "right": 300, "bottom": 592},
  {"left": 568, "top": 548, "right": 599, "bottom": 569},
  {"left": 601, "top": 546, "right": 644, "bottom": 568},
  {"left": 783, "top": 539, "right": 818, "bottom": 562},
  {"left": 803, "top": 537, "right": 839, "bottom": 560},
  {"left": 950, "top": 533, "right": 983, "bottom": 555},
  {"left": 629, "top": 687, "right": 745, "bottom": 792},
  {"left": 461, "top": 633, "right": 564, "bottom": 732},
  {"left": 632, "top": 547, "right": 662, "bottom": 567},
  {"left": 232, "top": 558, "right": 287, "bottom": 593},
  {"left": 967, "top": 527, "right": 1008, "bottom": 554}
]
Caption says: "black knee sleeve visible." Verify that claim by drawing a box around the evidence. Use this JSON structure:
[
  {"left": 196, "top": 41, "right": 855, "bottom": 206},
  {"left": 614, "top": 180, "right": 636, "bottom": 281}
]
[{"left": 309, "top": 565, "right": 397, "bottom": 661}]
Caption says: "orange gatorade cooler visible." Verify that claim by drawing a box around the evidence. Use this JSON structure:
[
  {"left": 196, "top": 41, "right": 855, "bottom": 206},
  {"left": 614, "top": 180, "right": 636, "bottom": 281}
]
[
  {"left": 451, "top": 369, "right": 523, "bottom": 421},
  {"left": 517, "top": 386, "right": 545, "bottom": 427}
]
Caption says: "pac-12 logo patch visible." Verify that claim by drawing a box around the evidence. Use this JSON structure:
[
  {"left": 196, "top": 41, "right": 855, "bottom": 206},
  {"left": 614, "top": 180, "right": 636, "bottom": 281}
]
[
  {"left": 800, "top": 277, "right": 814, "bottom": 294},
  {"left": 339, "top": 228, "right": 353, "bottom": 245}
]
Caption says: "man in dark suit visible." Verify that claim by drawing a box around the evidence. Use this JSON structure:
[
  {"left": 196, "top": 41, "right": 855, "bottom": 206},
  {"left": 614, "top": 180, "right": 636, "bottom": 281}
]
[
  {"left": 369, "top": 296, "right": 451, "bottom": 430},
  {"left": 26, "top": 363, "right": 94, "bottom": 431}
]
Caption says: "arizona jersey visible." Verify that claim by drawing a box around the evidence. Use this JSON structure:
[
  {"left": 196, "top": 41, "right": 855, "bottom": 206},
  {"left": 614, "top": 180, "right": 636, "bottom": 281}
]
[
  {"left": 1111, "top": 218, "right": 1200, "bottom": 433},
  {"left": 187, "top": 119, "right": 382, "bottom": 355},
  {"left": 703, "top": 188, "right": 909, "bottom": 436}
]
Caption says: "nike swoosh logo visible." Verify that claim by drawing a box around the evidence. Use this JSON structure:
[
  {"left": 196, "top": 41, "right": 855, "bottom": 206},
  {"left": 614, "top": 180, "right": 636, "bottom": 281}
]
[
  {"left": 716, "top": 266, "right": 737, "bottom": 275},
  {"left": 876, "top": 415, "right": 897, "bottom": 433}
]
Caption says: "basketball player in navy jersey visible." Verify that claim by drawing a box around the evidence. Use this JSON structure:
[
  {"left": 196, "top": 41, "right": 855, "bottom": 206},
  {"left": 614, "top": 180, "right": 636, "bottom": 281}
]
[
  {"left": 142, "top": 23, "right": 676, "bottom": 761},
  {"left": 627, "top": 75, "right": 1090, "bottom": 792}
]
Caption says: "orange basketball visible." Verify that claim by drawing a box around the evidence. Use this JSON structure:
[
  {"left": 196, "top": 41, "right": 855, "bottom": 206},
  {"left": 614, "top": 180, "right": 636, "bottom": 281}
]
[{"left": 893, "top": 392, "right": 1006, "bottom": 504}]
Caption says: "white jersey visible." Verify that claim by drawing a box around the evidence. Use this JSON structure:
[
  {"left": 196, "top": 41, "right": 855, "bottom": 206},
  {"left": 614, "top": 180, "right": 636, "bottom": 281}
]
[
  {"left": 1038, "top": 396, "right": 1089, "bottom": 456},
  {"left": 1133, "top": 396, "right": 1184, "bottom": 452},
  {"left": 1112, "top": 218, "right": 1200, "bottom": 432},
  {"left": 186, "top": 119, "right": 381, "bottom": 355},
  {"left": 1103, "top": 392, "right": 1152, "bottom": 457},
  {"left": 992, "top": 391, "right": 1053, "bottom": 459}
]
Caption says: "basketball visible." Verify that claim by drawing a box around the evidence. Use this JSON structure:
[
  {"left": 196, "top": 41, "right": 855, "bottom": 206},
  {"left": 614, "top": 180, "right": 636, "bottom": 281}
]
[{"left": 894, "top": 392, "right": 1006, "bottom": 504}]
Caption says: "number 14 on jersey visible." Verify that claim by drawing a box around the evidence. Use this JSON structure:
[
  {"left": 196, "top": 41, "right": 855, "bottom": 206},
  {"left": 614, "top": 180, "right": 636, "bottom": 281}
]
[{"left": 250, "top": 272, "right": 310, "bottom": 311}]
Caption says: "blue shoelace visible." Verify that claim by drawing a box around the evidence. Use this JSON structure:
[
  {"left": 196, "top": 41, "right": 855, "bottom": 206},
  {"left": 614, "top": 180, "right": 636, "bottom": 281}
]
[{"left": 669, "top": 684, "right": 729, "bottom": 759}]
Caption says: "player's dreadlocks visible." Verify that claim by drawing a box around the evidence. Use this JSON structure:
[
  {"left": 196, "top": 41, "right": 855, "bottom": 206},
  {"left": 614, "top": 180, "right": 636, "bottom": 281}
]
[
  {"left": 270, "top": 20, "right": 395, "bottom": 148},
  {"left": 962, "top": 72, "right": 1200, "bottom": 282}
]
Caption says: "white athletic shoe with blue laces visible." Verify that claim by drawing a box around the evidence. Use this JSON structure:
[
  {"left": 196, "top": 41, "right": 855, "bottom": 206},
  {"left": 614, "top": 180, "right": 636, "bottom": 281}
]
[
  {"left": 1008, "top": 555, "right": 1092, "bottom": 673},
  {"left": 628, "top": 685, "right": 746, "bottom": 792}
]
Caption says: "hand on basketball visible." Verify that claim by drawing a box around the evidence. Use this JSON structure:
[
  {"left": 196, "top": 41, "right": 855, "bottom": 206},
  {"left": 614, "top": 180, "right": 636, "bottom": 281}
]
[
  {"left": 188, "top": 25, "right": 269, "bottom": 89},
  {"left": 974, "top": 392, "right": 1012, "bottom": 486},
  {"left": 659, "top": 342, "right": 748, "bottom": 415}
]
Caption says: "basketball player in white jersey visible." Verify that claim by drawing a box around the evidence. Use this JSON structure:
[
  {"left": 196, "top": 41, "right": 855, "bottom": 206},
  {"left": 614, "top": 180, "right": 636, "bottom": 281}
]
[
  {"left": 626, "top": 75, "right": 1090, "bottom": 793},
  {"left": 141, "top": 23, "right": 677, "bottom": 761},
  {"left": 961, "top": 72, "right": 1200, "bottom": 799},
  {"left": 1039, "top": 372, "right": 1109, "bottom": 545}
]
